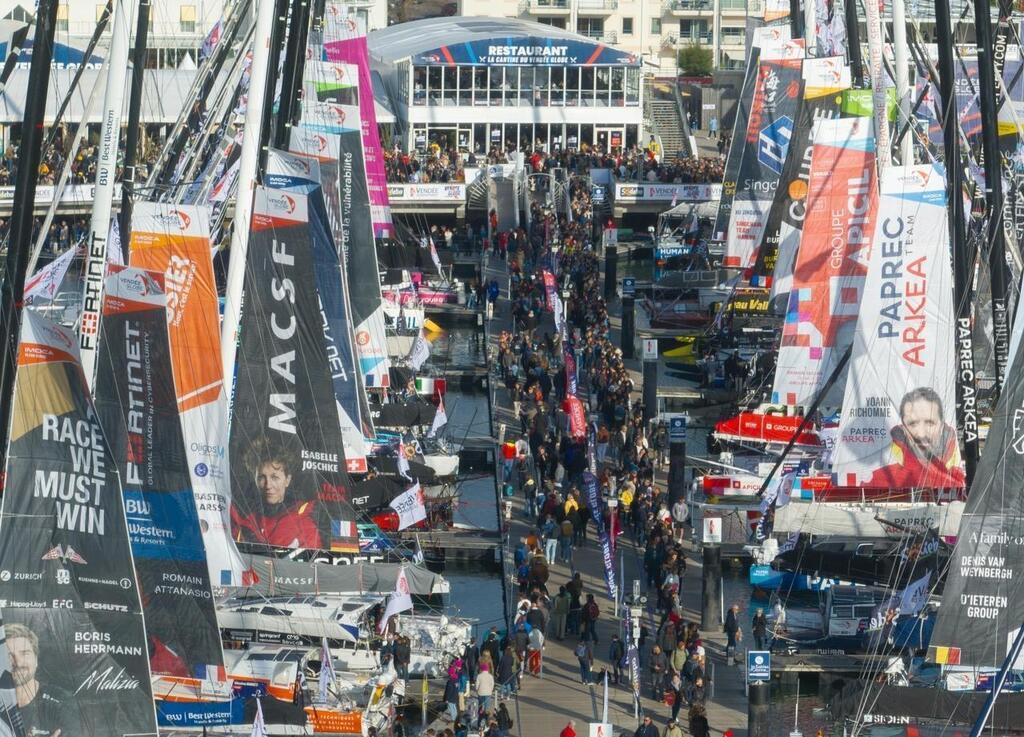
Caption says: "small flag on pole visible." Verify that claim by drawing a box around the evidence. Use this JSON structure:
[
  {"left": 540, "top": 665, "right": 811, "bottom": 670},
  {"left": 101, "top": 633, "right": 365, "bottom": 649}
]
[
  {"left": 390, "top": 482, "right": 426, "bottom": 530},
  {"left": 319, "top": 637, "right": 337, "bottom": 703},
  {"left": 428, "top": 397, "right": 447, "bottom": 438},
  {"left": 250, "top": 698, "right": 268, "bottom": 737}
]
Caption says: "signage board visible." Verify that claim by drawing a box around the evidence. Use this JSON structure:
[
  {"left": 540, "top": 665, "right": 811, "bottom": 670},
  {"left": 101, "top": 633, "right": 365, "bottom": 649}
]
[
  {"left": 589, "top": 724, "right": 614, "bottom": 737},
  {"left": 622, "top": 277, "right": 635, "bottom": 296},
  {"left": 748, "top": 650, "right": 771, "bottom": 682},
  {"left": 669, "top": 416, "right": 687, "bottom": 441},
  {"left": 643, "top": 338, "right": 658, "bottom": 360},
  {"left": 703, "top": 516, "right": 722, "bottom": 544}
]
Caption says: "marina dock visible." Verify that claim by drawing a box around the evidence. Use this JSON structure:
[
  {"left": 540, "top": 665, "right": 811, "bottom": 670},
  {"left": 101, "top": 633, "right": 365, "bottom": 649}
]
[{"left": 472, "top": 253, "right": 750, "bottom": 737}]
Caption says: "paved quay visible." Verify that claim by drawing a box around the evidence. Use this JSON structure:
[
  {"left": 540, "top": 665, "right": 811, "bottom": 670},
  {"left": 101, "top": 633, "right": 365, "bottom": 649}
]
[{"left": 472, "top": 252, "right": 749, "bottom": 737}]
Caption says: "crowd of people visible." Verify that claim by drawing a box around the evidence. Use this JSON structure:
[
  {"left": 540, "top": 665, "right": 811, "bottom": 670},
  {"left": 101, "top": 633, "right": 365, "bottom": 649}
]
[
  {"left": 383, "top": 141, "right": 725, "bottom": 186},
  {"left": 413, "top": 162, "right": 732, "bottom": 737}
]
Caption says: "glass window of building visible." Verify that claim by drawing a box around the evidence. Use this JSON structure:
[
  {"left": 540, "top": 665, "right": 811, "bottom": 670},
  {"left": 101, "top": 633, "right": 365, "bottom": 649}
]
[
  {"left": 443, "top": 66, "right": 457, "bottom": 106},
  {"left": 459, "top": 67, "right": 473, "bottom": 106},
  {"left": 596, "top": 67, "right": 610, "bottom": 106},
  {"left": 651, "top": 18, "right": 662, "bottom": 34},
  {"left": 489, "top": 67, "right": 503, "bottom": 105},
  {"left": 428, "top": 66, "right": 442, "bottom": 104},
  {"left": 413, "top": 66, "right": 427, "bottom": 106},
  {"left": 581, "top": 67, "right": 595, "bottom": 106},
  {"left": 473, "top": 67, "right": 488, "bottom": 105},
  {"left": 626, "top": 67, "right": 640, "bottom": 106},
  {"left": 611, "top": 67, "right": 624, "bottom": 106},
  {"left": 566, "top": 67, "right": 581, "bottom": 106},
  {"left": 180, "top": 5, "right": 197, "bottom": 33},
  {"left": 473, "top": 123, "right": 486, "bottom": 153},
  {"left": 550, "top": 67, "right": 565, "bottom": 105},
  {"left": 520, "top": 66, "right": 535, "bottom": 106},
  {"left": 502, "top": 67, "right": 517, "bottom": 105},
  {"left": 622, "top": 17, "right": 634, "bottom": 35},
  {"left": 539, "top": 17, "right": 567, "bottom": 28},
  {"left": 578, "top": 17, "right": 604, "bottom": 39}
]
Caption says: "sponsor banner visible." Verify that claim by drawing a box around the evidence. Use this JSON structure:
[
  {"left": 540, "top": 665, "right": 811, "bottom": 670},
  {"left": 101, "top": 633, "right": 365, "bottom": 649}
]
[
  {"left": 754, "top": 57, "right": 851, "bottom": 290},
  {"left": 564, "top": 395, "right": 587, "bottom": 440},
  {"left": 157, "top": 698, "right": 243, "bottom": 727},
  {"left": 714, "top": 51, "right": 761, "bottom": 242},
  {"left": 0, "top": 310, "right": 157, "bottom": 737},
  {"left": 773, "top": 500, "right": 965, "bottom": 538},
  {"left": 295, "top": 105, "right": 391, "bottom": 390},
  {"left": 583, "top": 471, "right": 618, "bottom": 601},
  {"left": 385, "top": 183, "right": 467, "bottom": 201},
  {"left": 94, "top": 266, "right": 224, "bottom": 676},
  {"left": 25, "top": 244, "right": 80, "bottom": 305},
  {"left": 564, "top": 345, "right": 578, "bottom": 397},
  {"left": 129, "top": 203, "right": 247, "bottom": 587},
  {"left": 714, "top": 411, "right": 821, "bottom": 446},
  {"left": 288, "top": 131, "right": 377, "bottom": 436},
  {"left": 864, "top": 0, "right": 889, "bottom": 161},
  {"left": 542, "top": 270, "right": 557, "bottom": 310},
  {"left": 0, "top": 182, "right": 121, "bottom": 208},
  {"left": 304, "top": 60, "right": 359, "bottom": 106},
  {"left": 321, "top": 29, "right": 394, "bottom": 237},
  {"left": 771, "top": 116, "right": 877, "bottom": 409},
  {"left": 411, "top": 36, "right": 639, "bottom": 67},
  {"left": 228, "top": 187, "right": 358, "bottom": 554},
  {"left": 763, "top": 0, "right": 789, "bottom": 22},
  {"left": 266, "top": 148, "right": 369, "bottom": 473},
  {"left": 832, "top": 164, "right": 965, "bottom": 490},
  {"left": 613, "top": 183, "right": 721, "bottom": 202},
  {"left": 725, "top": 57, "right": 803, "bottom": 270}
]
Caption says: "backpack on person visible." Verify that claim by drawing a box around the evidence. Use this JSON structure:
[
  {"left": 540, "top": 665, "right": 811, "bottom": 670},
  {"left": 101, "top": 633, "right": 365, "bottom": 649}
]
[{"left": 584, "top": 600, "right": 600, "bottom": 621}]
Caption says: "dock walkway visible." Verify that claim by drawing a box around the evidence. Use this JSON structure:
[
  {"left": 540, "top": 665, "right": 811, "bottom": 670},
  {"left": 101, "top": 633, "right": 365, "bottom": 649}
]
[{"left": 468, "top": 253, "right": 749, "bottom": 737}]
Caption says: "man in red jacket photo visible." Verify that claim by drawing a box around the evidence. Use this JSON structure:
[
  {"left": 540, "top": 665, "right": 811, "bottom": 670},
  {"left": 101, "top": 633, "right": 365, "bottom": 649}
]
[{"left": 232, "top": 450, "right": 322, "bottom": 549}]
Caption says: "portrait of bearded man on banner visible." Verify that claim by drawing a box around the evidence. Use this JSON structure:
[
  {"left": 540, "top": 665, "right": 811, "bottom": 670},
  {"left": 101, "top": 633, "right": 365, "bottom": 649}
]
[
  {"left": 868, "top": 387, "right": 965, "bottom": 490},
  {"left": 230, "top": 440, "right": 323, "bottom": 550}
]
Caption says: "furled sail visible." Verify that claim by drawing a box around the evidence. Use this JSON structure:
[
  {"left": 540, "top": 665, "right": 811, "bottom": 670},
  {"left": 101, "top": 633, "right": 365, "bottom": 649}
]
[
  {"left": 0, "top": 310, "right": 157, "bottom": 736},
  {"left": 93, "top": 266, "right": 225, "bottom": 675}
]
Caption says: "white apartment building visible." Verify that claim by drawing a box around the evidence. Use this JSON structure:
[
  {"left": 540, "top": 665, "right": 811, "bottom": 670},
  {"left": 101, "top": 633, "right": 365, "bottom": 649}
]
[{"left": 456, "top": 0, "right": 764, "bottom": 71}]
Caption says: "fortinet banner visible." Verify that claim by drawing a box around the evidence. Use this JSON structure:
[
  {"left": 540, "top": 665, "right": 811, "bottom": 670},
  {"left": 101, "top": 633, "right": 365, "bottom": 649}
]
[
  {"left": 832, "top": 164, "right": 964, "bottom": 490},
  {"left": 771, "top": 116, "right": 877, "bottom": 409}
]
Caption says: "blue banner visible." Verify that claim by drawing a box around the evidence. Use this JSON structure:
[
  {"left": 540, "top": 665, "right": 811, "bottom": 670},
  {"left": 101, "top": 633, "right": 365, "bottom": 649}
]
[
  {"left": 157, "top": 698, "right": 244, "bottom": 727},
  {"left": 563, "top": 345, "right": 577, "bottom": 397},
  {"left": 414, "top": 36, "right": 640, "bottom": 67},
  {"left": 583, "top": 471, "right": 617, "bottom": 602}
]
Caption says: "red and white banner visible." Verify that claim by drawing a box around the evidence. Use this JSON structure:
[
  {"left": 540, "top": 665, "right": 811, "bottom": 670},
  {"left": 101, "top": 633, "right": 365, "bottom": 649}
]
[
  {"left": 564, "top": 395, "right": 587, "bottom": 440},
  {"left": 24, "top": 245, "right": 80, "bottom": 305},
  {"left": 832, "top": 164, "right": 964, "bottom": 489},
  {"left": 390, "top": 482, "right": 427, "bottom": 530},
  {"left": 771, "top": 116, "right": 877, "bottom": 409},
  {"left": 714, "top": 411, "right": 822, "bottom": 447},
  {"left": 542, "top": 270, "right": 557, "bottom": 311}
]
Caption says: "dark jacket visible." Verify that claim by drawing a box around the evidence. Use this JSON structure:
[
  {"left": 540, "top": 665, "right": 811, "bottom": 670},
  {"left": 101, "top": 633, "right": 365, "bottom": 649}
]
[
  {"left": 724, "top": 609, "right": 740, "bottom": 635},
  {"left": 443, "top": 677, "right": 459, "bottom": 704},
  {"left": 393, "top": 639, "right": 411, "bottom": 666},
  {"left": 497, "top": 651, "right": 517, "bottom": 684},
  {"left": 634, "top": 724, "right": 660, "bottom": 737},
  {"left": 690, "top": 714, "right": 709, "bottom": 737}
]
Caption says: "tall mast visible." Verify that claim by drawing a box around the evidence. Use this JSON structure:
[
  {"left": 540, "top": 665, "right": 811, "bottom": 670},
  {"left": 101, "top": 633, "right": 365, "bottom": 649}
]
[
  {"left": 892, "top": 0, "right": 912, "bottom": 164},
  {"left": 79, "top": 0, "right": 138, "bottom": 388},
  {"left": 0, "top": 0, "right": 60, "bottom": 460},
  {"left": 117, "top": 0, "right": 151, "bottom": 257},
  {"left": 220, "top": 0, "right": 277, "bottom": 401},
  {"left": 276, "top": 0, "right": 311, "bottom": 147},
  {"left": 258, "top": 0, "right": 290, "bottom": 174},
  {"left": 803, "top": 0, "right": 815, "bottom": 55},
  {"left": 844, "top": 0, "right": 864, "bottom": 87},
  {"left": 976, "top": 0, "right": 1011, "bottom": 391},
  {"left": 934, "top": 0, "right": 979, "bottom": 483}
]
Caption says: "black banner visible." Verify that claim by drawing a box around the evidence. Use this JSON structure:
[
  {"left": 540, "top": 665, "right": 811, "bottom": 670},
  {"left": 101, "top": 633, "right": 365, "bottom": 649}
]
[
  {"left": 713, "top": 49, "right": 761, "bottom": 243},
  {"left": 228, "top": 187, "right": 358, "bottom": 555},
  {"left": 0, "top": 310, "right": 157, "bottom": 737},
  {"left": 93, "top": 267, "right": 224, "bottom": 676}
]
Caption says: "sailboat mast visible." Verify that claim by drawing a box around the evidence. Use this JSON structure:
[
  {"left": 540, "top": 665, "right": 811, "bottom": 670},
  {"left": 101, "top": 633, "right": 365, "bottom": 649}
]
[
  {"left": 79, "top": 0, "right": 138, "bottom": 388},
  {"left": 221, "top": 0, "right": 277, "bottom": 399},
  {"left": 934, "top": 0, "right": 979, "bottom": 483},
  {"left": 0, "top": 0, "right": 60, "bottom": 461},
  {"left": 892, "top": 0, "right": 911, "bottom": 164},
  {"left": 258, "top": 0, "right": 290, "bottom": 174},
  {"left": 803, "top": 0, "right": 815, "bottom": 55},
  {"left": 277, "top": 0, "right": 311, "bottom": 146},
  {"left": 117, "top": 0, "right": 151, "bottom": 256},
  {"left": 844, "top": 0, "right": 864, "bottom": 87},
  {"left": 975, "top": 0, "right": 1011, "bottom": 391}
]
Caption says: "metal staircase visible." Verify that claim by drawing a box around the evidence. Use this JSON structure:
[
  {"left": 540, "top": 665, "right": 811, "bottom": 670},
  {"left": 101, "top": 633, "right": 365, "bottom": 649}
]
[{"left": 643, "top": 77, "right": 691, "bottom": 158}]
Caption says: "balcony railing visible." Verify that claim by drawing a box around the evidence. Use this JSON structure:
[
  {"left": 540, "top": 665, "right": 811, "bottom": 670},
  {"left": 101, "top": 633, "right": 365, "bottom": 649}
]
[
  {"left": 664, "top": 0, "right": 712, "bottom": 11},
  {"left": 526, "top": 0, "right": 571, "bottom": 9},
  {"left": 579, "top": 29, "right": 618, "bottom": 42},
  {"left": 577, "top": 0, "right": 619, "bottom": 10}
]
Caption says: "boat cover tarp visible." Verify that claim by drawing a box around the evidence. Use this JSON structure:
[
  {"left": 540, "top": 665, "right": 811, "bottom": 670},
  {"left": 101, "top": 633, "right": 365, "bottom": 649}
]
[
  {"left": 351, "top": 475, "right": 406, "bottom": 510},
  {"left": 830, "top": 683, "right": 1024, "bottom": 729},
  {"left": 371, "top": 400, "right": 437, "bottom": 427},
  {"left": 237, "top": 557, "right": 442, "bottom": 596},
  {"left": 370, "top": 456, "right": 437, "bottom": 482}
]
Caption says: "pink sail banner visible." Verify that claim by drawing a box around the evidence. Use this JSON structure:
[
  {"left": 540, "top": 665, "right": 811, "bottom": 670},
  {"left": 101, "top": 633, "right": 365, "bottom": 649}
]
[
  {"left": 323, "top": 27, "right": 393, "bottom": 237},
  {"left": 771, "top": 116, "right": 877, "bottom": 409},
  {"left": 832, "top": 164, "right": 964, "bottom": 490}
]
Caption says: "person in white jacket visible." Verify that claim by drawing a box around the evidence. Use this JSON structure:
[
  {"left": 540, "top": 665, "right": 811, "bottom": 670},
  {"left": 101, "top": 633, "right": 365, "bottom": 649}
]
[{"left": 475, "top": 662, "right": 495, "bottom": 716}]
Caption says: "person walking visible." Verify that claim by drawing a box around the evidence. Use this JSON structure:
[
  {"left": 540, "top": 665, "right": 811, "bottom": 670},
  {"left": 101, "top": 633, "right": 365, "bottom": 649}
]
[
  {"left": 665, "top": 718, "right": 685, "bottom": 737},
  {"left": 609, "top": 634, "right": 625, "bottom": 685},
  {"left": 475, "top": 663, "right": 495, "bottom": 716},
  {"left": 560, "top": 721, "right": 578, "bottom": 737},
  {"left": 552, "top": 585, "right": 570, "bottom": 640},
  {"left": 752, "top": 607, "right": 768, "bottom": 650},
  {"left": 634, "top": 714, "right": 660, "bottom": 737},
  {"left": 581, "top": 594, "right": 600, "bottom": 644},
  {"left": 689, "top": 703, "right": 710, "bottom": 737},
  {"left": 724, "top": 604, "right": 742, "bottom": 661},
  {"left": 558, "top": 516, "right": 574, "bottom": 564},
  {"left": 495, "top": 702, "right": 513, "bottom": 737},
  {"left": 543, "top": 515, "right": 559, "bottom": 561},
  {"left": 497, "top": 645, "right": 517, "bottom": 699},
  {"left": 649, "top": 644, "right": 668, "bottom": 699},
  {"left": 575, "top": 640, "right": 592, "bottom": 684},
  {"left": 443, "top": 675, "right": 460, "bottom": 722},
  {"left": 709, "top": 117, "right": 718, "bottom": 139}
]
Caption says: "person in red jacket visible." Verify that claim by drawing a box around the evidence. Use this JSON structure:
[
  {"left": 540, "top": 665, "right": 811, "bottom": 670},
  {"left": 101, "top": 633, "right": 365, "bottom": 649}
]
[
  {"left": 231, "top": 452, "right": 322, "bottom": 549},
  {"left": 868, "top": 387, "right": 965, "bottom": 490},
  {"left": 560, "top": 720, "right": 577, "bottom": 737}
]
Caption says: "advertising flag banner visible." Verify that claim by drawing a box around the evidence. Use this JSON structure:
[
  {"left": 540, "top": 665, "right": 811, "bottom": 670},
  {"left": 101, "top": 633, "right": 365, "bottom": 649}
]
[
  {"left": 24, "top": 244, "right": 79, "bottom": 305},
  {"left": 93, "top": 266, "right": 225, "bottom": 677},
  {"left": 129, "top": 203, "right": 247, "bottom": 586},
  {"left": 583, "top": 471, "right": 618, "bottom": 601},
  {"left": 0, "top": 310, "right": 157, "bottom": 737},
  {"left": 390, "top": 483, "right": 426, "bottom": 530},
  {"left": 771, "top": 116, "right": 877, "bottom": 409},
  {"left": 227, "top": 187, "right": 358, "bottom": 554},
  {"left": 832, "top": 164, "right": 964, "bottom": 490},
  {"left": 814, "top": 0, "right": 847, "bottom": 56},
  {"left": 753, "top": 57, "right": 851, "bottom": 293}
]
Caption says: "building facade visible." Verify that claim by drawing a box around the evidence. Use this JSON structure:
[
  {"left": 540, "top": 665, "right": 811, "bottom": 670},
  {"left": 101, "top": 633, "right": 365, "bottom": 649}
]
[
  {"left": 370, "top": 17, "right": 645, "bottom": 153},
  {"left": 455, "top": 0, "right": 764, "bottom": 71}
]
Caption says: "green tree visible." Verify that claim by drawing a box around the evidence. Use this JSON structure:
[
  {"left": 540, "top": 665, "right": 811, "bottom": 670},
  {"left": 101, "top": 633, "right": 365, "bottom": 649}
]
[{"left": 677, "top": 44, "right": 714, "bottom": 76}]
